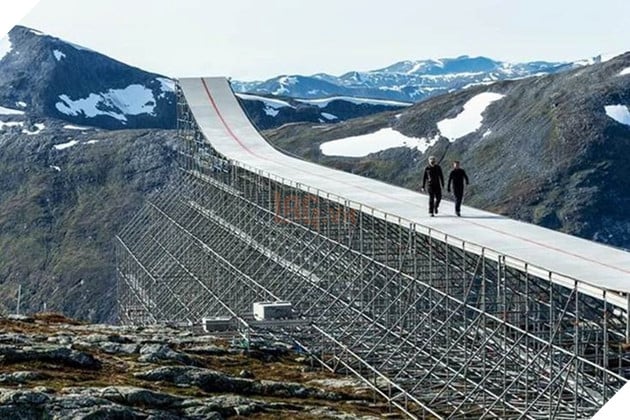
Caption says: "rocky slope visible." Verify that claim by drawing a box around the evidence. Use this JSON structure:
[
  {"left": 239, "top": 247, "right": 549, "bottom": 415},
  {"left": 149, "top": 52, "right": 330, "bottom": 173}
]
[
  {"left": 0, "top": 122, "right": 178, "bottom": 321},
  {"left": 0, "top": 313, "right": 391, "bottom": 419}
]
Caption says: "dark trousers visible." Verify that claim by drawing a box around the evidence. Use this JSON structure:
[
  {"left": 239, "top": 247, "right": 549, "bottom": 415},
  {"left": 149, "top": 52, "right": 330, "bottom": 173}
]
[
  {"left": 428, "top": 186, "right": 441, "bottom": 214},
  {"left": 454, "top": 187, "right": 464, "bottom": 214}
]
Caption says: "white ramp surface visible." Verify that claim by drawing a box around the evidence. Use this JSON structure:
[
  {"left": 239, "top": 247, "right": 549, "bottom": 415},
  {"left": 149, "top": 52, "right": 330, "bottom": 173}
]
[{"left": 179, "top": 77, "right": 630, "bottom": 296}]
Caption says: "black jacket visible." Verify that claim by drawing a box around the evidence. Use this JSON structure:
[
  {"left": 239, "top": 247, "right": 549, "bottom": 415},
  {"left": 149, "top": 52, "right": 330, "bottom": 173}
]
[
  {"left": 447, "top": 168, "right": 469, "bottom": 192},
  {"left": 422, "top": 164, "right": 444, "bottom": 189}
]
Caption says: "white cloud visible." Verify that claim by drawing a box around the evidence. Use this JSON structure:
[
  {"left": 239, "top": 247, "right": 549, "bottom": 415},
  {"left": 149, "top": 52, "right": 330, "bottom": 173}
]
[
  {"left": 437, "top": 92, "right": 505, "bottom": 140},
  {"left": 605, "top": 105, "right": 630, "bottom": 126},
  {"left": 320, "top": 128, "right": 436, "bottom": 157}
]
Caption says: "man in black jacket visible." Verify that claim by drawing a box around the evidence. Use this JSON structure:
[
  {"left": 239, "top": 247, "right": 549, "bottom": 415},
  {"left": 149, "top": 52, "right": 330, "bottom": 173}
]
[
  {"left": 447, "top": 160, "right": 470, "bottom": 216},
  {"left": 421, "top": 156, "right": 444, "bottom": 216}
]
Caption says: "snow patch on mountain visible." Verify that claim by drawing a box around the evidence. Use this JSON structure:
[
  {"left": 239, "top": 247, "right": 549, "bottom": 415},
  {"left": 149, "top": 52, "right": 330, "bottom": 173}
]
[
  {"left": 63, "top": 124, "right": 91, "bottom": 130},
  {"left": 236, "top": 93, "right": 293, "bottom": 109},
  {"left": 55, "top": 85, "right": 158, "bottom": 123},
  {"left": 0, "top": 121, "right": 23, "bottom": 130},
  {"left": 53, "top": 49, "right": 66, "bottom": 61},
  {"left": 23, "top": 123, "right": 45, "bottom": 135},
  {"left": 620, "top": 67, "right": 630, "bottom": 76},
  {"left": 0, "top": 106, "right": 24, "bottom": 115},
  {"left": 236, "top": 93, "right": 294, "bottom": 117},
  {"left": 264, "top": 107, "right": 279, "bottom": 117},
  {"left": 320, "top": 128, "right": 430, "bottom": 157},
  {"left": 437, "top": 92, "right": 505, "bottom": 140},
  {"left": 298, "top": 97, "right": 411, "bottom": 108},
  {"left": 321, "top": 112, "right": 338, "bottom": 120},
  {"left": 272, "top": 76, "right": 299, "bottom": 96},
  {"left": 53, "top": 140, "right": 79, "bottom": 150},
  {"left": 156, "top": 77, "right": 175, "bottom": 98},
  {"left": 237, "top": 92, "right": 410, "bottom": 112},
  {"left": 407, "top": 62, "right": 424, "bottom": 74},
  {"left": 605, "top": 105, "right": 630, "bottom": 126}
]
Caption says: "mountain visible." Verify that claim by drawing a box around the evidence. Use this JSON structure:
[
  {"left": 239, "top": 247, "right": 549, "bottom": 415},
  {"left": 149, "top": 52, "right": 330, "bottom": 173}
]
[
  {"left": 263, "top": 52, "right": 630, "bottom": 249},
  {"left": 0, "top": 26, "right": 407, "bottom": 132},
  {"left": 231, "top": 56, "right": 574, "bottom": 103},
  {"left": 236, "top": 92, "right": 410, "bottom": 130},
  {"left": 0, "top": 26, "right": 176, "bottom": 130}
]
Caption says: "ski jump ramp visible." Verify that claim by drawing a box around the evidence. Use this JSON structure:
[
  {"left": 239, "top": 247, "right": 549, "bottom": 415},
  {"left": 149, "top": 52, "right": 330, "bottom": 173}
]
[{"left": 117, "top": 76, "right": 630, "bottom": 418}]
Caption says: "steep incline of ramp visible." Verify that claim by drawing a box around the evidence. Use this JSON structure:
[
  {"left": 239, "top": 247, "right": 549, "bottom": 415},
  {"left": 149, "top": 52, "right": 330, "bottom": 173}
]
[{"left": 179, "top": 77, "right": 630, "bottom": 295}]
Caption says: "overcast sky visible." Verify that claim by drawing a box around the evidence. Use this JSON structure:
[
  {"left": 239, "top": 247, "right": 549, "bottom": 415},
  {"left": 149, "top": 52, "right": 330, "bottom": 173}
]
[{"left": 4, "top": 0, "right": 630, "bottom": 80}]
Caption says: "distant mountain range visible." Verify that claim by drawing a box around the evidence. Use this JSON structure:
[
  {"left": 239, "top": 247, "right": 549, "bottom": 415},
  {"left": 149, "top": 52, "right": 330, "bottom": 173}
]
[{"left": 230, "top": 56, "right": 598, "bottom": 103}]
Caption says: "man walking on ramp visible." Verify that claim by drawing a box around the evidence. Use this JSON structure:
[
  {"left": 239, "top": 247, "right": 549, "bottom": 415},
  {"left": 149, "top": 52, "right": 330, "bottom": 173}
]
[
  {"left": 447, "top": 160, "right": 470, "bottom": 217},
  {"left": 421, "top": 156, "right": 444, "bottom": 217}
]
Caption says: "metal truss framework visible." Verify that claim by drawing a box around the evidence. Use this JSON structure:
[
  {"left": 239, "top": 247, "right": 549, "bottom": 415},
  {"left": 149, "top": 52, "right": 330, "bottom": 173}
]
[{"left": 115, "top": 86, "right": 630, "bottom": 419}]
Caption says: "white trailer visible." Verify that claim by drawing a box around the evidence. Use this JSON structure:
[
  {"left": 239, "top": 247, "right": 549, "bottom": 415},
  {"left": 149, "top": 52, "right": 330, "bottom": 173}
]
[{"left": 252, "top": 301, "right": 293, "bottom": 321}]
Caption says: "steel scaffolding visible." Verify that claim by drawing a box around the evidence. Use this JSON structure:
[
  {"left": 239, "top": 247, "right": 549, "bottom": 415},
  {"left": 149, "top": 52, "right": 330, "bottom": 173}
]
[{"left": 115, "top": 84, "right": 630, "bottom": 418}]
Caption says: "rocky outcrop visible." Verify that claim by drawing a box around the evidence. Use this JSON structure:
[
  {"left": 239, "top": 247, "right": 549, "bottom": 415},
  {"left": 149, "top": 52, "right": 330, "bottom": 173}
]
[{"left": 0, "top": 314, "right": 389, "bottom": 419}]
